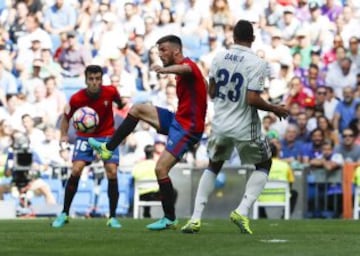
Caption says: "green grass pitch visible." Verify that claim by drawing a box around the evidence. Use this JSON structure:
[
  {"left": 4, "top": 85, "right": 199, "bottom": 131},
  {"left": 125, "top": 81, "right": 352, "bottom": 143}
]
[{"left": 1, "top": 218, "right": 360, "bottom": 256}]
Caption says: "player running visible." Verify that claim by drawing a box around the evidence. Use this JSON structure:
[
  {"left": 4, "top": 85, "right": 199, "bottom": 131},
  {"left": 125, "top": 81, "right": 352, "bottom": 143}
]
[{"left": 181, "top": 20, "right": 289, "bottom": 234}]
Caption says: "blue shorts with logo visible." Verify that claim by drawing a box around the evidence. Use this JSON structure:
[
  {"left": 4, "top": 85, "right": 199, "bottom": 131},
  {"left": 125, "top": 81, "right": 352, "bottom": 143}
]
[
  {"left": 72, "top": 136, "right": 119, "bottom": 164},
  {"left": 156, "top": 107, "right": 203, "bottom": 160}
]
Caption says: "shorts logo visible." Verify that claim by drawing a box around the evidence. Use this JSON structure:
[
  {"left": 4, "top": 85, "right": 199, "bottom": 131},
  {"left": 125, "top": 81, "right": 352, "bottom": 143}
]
[{"left": 104, "top": 101, "right": 109, "bottom": 106}]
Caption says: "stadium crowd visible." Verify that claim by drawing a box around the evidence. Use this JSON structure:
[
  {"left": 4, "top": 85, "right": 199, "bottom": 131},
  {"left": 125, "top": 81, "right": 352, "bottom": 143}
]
[{"left": 1, "top": 0, "right": 360, "bottom": 217}]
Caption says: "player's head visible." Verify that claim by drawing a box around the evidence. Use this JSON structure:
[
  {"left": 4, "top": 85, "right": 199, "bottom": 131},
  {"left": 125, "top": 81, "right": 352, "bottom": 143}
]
[
  {"left": 85, "top": 65, "right": 103, "bottom": 98},
  {"left": 156, "top": 35, "right": 183, "bottom": 66},
  {"left": 144, "top": 144, "right": 155, "bottom": 159},
  {"left": 233, "top": 20, "right": 255, "bottom": 45}
]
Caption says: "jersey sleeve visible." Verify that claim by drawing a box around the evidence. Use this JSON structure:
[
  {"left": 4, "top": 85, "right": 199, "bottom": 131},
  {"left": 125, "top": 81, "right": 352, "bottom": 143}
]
[
  {"left": 64, "top": 96, "right": 77, "bottom": 121},
  {"left": 247, "top": 60, "right": 267, "bottom": 92}
]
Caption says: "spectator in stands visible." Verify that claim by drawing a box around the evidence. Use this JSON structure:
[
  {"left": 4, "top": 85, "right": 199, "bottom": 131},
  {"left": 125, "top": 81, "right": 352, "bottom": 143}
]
[
  {"left": 0, "top": 59, "right": 18, "bottom": 95},
  {"left": 17, "top": 14, "right": 52, "bottom": 55},
  {"left": 291, "top": 28, "right": 313, "bottom": 69},
  {"left": 43, "top": 0, "right": 77, "bottom": 51},
  {"left": 301, "top": 128, "right": 325, "bottom": 164},
  {"left": 321, "top": 0, "right": 343, "bottom": 22},
  {"left": 323, "top": 34, "right": 343, "bottom": 67},
  {"left": 58, "top": 32, "right": 92, "bottom": 78},
  {"left": 16, "top": 35, "right": 42, "bottom": 78},
  {"left": 326, "top": 56, "right": 357, "bottom": 99},
  {"left": 307, "top": 2, "right": 331, "bottom": 48},
  {"left": 44, "top": 76, "right": 67, "bottom": 124},
  {"left": 334, "top": 128, "right": 360, "bottom": 163},
  {"left": 39, "top": 48, "right": 63, "bottom": 82},
  {"left": 206, "top": 0, "right": 234, "bottom": 38},
  {"left": 8, "top": 2, "right": 29, "bottom": 45},
  {"left": 122, "top": 2, "right": 145, "bottom": 40},
  {"left": 278, "top": 6, "right": 301, "bottom": 48},
  {"left": 264, "top": 0, "right": 283, "bottom": 27},
  {"left": 284, "top": 76, "right": 314, "bottom": 109},
  {"left": 0, "top": 119, "right": 13, "bottom": 153},
  {"left": 317, "top": 115, "right": 339, "bottom": 146},
  {"left": 348, "top": 36, "right": 360, "bottom": 71},
  {"left": 21, "top": 114, "right": 45, "bottom": 149},
  {"left": 323, "top": 86, "right": 339, "bottom": 121},
  {"left": 20, "top": 58, "right": 44, "bottom": 103},
  {"left": 333, "top": 86, "right": 359, "bottom": 133},
  {"left": 280, "top": 124, "right": 303, "bottom": 165}
]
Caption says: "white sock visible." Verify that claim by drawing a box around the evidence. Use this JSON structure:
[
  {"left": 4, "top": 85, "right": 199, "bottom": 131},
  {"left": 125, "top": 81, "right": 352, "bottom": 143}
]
[
  {"left": 236, "top": 170, "right": 268, "bottom": 217},
  {"left": 191, "top": 169, "right": 216, "bottom": 221}
]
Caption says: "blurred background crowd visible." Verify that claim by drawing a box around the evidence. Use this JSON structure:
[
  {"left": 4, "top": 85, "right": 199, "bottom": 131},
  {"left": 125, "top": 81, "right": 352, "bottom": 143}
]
[{"left": 0, "top": 0, "right": 360, "bottom": 202}]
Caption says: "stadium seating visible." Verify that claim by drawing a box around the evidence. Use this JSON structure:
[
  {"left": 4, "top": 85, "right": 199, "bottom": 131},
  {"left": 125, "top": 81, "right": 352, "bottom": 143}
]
[
  {"left": 252, "top": 180, "right": 291, "bottom": 220},
  {"left": 70, "top": 179, "right": 96, "bottom": 216},
  {"left": 94, "top": 172, "right": 133, "bottom": 217},
  {"left": 133, "top": 179, "right": 162, "bottom": 219}
]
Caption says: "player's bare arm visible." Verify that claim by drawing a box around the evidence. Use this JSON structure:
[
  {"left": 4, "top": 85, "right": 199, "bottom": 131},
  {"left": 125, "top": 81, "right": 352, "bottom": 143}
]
[
  {"left": 151, "top": 63, "right": 192, "bottom": 75},
  {"left": 247, "top": 90, "right": 289, "bottom": 120},
  {"left": 59, "top": 113, "right": 70, "bottom": 142},
  {"left": 208, "top": 77, "right": 216, "bottom": 99},
  {"left": 60, "top": 104, "right": 71, "bottom": 142}
]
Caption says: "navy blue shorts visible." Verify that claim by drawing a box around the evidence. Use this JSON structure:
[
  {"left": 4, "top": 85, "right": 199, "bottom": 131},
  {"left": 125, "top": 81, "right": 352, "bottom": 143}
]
[
  {"left": 72, "top": 136, "right": 119, "bottom": 164},
  {"left": 156, "top": 107, "right": 203, "bottom": 160}
]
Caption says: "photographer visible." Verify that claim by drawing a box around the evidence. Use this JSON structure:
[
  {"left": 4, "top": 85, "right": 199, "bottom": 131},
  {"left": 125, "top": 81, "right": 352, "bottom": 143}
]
[{"left": 0, "top": 131, "right": 55, "bottom": 206}]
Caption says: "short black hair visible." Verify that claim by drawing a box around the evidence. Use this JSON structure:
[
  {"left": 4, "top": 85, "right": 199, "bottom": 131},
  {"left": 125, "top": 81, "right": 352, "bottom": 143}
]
[
  {"left": 144, "top": 145, "right": 155, "bottom": 159},
  {"left": 233, "top": 20, "right": 254, "bottom": 43},
  {"left": 84, "top": 65, "right": 103, "bottom": 77},
  {"left": 156, "top": 35, "right": 182, "bottom": 49}
]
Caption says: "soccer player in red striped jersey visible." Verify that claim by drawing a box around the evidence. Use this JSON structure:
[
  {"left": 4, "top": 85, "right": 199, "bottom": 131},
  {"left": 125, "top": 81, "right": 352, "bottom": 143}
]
[
  {"left": 52, "top": 65, "right": 124, "bottom": 229},
  {"left": 89, "top": 35, "right": 207, "bottom": 230}
]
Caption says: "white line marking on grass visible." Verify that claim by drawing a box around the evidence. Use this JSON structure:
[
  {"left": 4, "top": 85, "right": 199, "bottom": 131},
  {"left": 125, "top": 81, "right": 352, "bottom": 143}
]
[{"left": 260, "top": 239, "right": 288, "bottom": 243}]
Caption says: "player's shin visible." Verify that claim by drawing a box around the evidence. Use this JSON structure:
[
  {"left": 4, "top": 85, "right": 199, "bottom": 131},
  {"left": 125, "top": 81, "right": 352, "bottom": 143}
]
[
  {"left": 235, "top": 170, "right": 268, "bottom": 216},
  {"left": 106, "top": 114, "right": 139, "bottom": 151},
  {"left": 158, "top": 177, "right": 176, "bottom": 221},
  {"left": 191, "top": 169, "right": 216, "bottom": 220}
]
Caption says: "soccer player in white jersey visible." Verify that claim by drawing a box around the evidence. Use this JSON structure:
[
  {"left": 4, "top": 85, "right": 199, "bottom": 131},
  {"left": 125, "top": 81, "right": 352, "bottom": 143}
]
[{"left": 181, "top": 20, "right": 289, "bottom": 234}]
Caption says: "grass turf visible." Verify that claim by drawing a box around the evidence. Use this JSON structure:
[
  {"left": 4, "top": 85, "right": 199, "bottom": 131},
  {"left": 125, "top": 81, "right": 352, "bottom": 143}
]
[{"left": 1, "top": 218, "right": 360, "bottom": 256}]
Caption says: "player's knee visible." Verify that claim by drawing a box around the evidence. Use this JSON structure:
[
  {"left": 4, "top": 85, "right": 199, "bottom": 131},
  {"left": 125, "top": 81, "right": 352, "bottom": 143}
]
[
  {"left": 71, "top": 166, "right": 83, "bottom": 177},
  {"left": 128, "top": 104, "right": 143, "bottom": 117},
  {"left": 106, "top": 170, "right": 117, "bottom": 180},
  {"left": 154, "top": 165, "right": 169, "bottom": 179}
]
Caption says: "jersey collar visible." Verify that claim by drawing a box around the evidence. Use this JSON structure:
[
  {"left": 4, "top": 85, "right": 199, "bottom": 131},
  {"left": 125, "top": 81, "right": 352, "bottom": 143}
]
[{"left": 230, "top": 44, "right": 253, "bottom": 54}]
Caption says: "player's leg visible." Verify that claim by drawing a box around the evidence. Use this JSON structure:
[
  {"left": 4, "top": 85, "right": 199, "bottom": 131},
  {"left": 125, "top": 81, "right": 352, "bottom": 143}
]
[
  {"left": 52, "top": 137, "right": 92, "bottom": 228},
  {"left": 88, "top": 104, "right": 162, "bottom": 159},
  {"left": 52, "top": 160, "right": 86, "bottom": 227},
  {"left": 146, "top": 150, "right": 178, "bottom": 230},
  {"left": 182, "top": 136, "right": 233, "bottom": 233},
  {"left": 147, "top": 120, "right": 202, "bottom": 231},
  {"left": 104, "top": 162, "right": 121, "bottom": 228},
  {"left": 231, "top": 138, "right": 272, "bottom": 234}
]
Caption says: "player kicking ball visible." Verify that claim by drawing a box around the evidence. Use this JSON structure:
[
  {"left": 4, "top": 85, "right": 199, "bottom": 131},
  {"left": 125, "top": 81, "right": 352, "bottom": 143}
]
[
  {"left": 88, "top": 35, "right": 208, "bottom": 231},
  {"left": 52, "top": 65, "right": 124, "bottom": 228}
]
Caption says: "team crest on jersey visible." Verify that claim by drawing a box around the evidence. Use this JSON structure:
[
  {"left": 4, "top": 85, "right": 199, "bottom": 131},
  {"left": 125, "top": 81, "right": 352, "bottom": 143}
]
[{"left": 104, "top": 100, "right": 109, "bottom": 106}]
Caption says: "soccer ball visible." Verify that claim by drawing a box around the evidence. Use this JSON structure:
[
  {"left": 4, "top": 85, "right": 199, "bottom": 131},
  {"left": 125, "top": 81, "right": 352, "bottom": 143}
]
[{"left": 72, "top": 106, "right": 99, "bottom": 133}]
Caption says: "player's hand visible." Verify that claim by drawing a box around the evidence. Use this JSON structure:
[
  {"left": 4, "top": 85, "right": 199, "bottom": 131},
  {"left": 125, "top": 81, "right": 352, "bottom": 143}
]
[
  {"left": 59, "top": 135, "right": 69, "bottom": 149},
  {"left": 273, "top": 105, "right": 289, "bottom": 121},
  {"left": 151, "top": 64, "right": 164, "bottom": 73}
]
